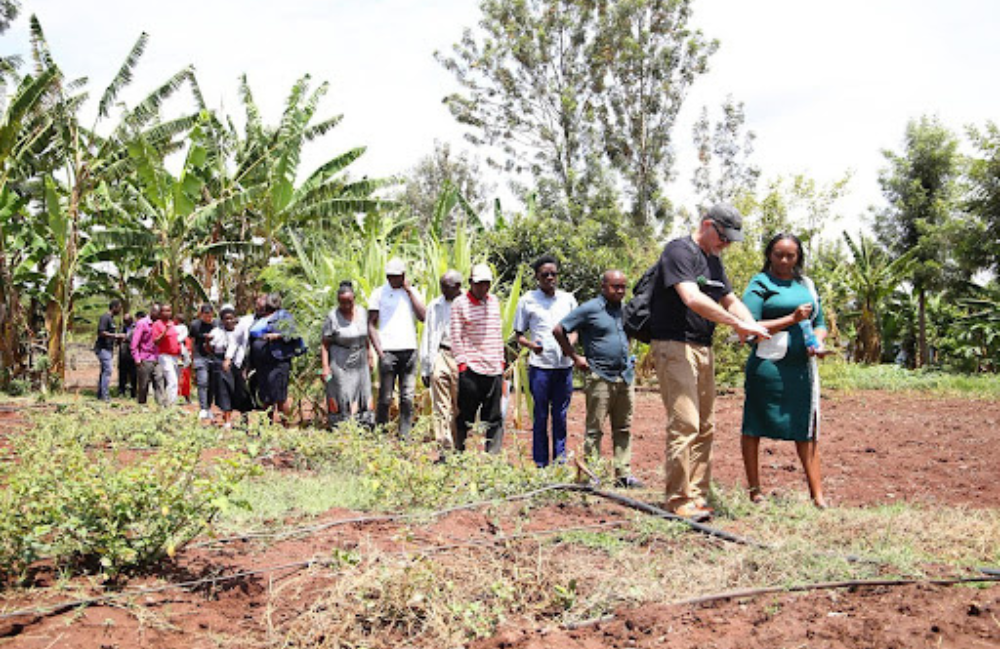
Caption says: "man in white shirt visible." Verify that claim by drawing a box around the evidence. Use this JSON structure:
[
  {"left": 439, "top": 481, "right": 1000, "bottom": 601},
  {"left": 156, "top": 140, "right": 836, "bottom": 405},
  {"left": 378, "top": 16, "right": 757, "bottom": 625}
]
[
  {"left": 368, "top": 258, "right": 426, "bottom": 439},
  {"left": 515, "top": 254, "right": 578, "bottom": 467},
  {"left": 419, "top": 270, "right": 463, "bottom": 457}
]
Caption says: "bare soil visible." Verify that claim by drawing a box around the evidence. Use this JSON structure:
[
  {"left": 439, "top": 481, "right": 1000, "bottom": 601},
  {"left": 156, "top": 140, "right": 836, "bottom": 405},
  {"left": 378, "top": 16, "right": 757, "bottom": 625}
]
[{"left": 2, "top": 359, "right": 999, "bottom": 648}]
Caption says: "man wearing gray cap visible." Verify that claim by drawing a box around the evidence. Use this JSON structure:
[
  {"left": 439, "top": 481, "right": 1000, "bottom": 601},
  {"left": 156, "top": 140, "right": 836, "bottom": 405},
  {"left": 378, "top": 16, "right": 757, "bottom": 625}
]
[
  {"left": 650, "top": 203, "right": 770, "bottom": 521},
  {"left": 368, "top": 258, "right": 426, "bottom": 439}
]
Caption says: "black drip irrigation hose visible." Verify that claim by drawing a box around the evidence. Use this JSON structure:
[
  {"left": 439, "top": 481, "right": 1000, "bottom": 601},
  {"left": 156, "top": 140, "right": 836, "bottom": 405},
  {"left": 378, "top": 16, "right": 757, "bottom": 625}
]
[
  {"left": 564, "top": 573, "right": 1000, "bottom": 631},
  {"left": 559, "top": 483, "right": 766, "bottom": 548}
]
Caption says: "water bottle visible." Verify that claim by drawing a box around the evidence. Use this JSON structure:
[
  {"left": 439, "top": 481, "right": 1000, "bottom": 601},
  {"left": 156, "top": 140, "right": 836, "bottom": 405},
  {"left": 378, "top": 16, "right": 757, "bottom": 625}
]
[{"left": 799, "top": 319, "right": 820, "bottom": 351}]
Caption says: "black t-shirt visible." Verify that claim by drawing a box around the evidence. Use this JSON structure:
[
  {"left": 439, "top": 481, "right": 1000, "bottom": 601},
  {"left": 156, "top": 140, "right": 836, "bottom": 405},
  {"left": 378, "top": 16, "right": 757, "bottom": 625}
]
[
  {"left": 95, "top": 312, "right": 117, "bottom": 351},
  {"left": 189, "top": 318, "right": 218, "bottom": 358},
  {"left": 649, "top": 236, "right": 733, "bottom": 345}
]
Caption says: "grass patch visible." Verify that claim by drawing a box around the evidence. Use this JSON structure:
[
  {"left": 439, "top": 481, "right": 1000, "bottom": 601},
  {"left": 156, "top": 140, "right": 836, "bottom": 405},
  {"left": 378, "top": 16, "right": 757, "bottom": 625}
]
[
  {"left": 820, "top": 360, "right": 1000, "bottom": 397},
  {"left": 217, "top": 469, "right": 379, "bottom": 533}
]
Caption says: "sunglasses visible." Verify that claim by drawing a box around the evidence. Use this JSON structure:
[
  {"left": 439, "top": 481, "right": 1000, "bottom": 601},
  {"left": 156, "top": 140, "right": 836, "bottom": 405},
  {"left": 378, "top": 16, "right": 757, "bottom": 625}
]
[
  {"left": 711, "top": 222, "right": 730, "bottom": 243},
  {"left": 539, "top": 271, "right": 558, "bottom": 278}
]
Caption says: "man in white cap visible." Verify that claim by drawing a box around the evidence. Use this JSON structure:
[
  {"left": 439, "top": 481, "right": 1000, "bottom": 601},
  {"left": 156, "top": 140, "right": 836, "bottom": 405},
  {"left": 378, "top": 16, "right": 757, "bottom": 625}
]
[
  {"left": 368, "top": 257, "right": 426, "bottom": 439},
  {"left": 450, "top": 263, "right": 505, "bottom": 453}
]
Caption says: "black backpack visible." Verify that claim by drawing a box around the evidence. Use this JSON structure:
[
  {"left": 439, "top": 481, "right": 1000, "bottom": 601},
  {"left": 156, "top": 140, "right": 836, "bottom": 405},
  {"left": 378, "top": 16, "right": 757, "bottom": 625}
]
[{"left": 622, "top": 262, "right": 660, "bottom": 343}]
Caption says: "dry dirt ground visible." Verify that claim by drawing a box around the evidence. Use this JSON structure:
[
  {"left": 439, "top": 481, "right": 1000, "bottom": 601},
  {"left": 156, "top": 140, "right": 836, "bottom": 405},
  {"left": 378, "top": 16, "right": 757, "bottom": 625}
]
[{"left": 1, "top": 357, "right": 998, "bottom": 648}]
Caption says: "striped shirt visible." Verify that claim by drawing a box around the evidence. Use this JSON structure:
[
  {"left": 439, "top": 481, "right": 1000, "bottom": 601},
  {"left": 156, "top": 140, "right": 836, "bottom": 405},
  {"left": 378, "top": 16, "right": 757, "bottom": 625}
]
[{"left": 450, "top": 291, "right": 504, "bottom": 376}]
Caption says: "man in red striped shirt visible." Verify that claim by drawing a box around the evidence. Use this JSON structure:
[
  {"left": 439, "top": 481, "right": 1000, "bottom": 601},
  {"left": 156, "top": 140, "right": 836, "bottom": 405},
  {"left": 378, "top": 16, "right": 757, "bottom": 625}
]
[{"left": 450, "top": 263, "right": 505, "bottom": 453}]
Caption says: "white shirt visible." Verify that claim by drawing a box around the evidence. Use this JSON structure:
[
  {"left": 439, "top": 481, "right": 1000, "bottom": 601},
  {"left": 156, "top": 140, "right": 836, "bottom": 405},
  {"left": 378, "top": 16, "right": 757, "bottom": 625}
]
[
  {"left": 369, "top": 284, "right": 420, "bottom": 351},
  {"left": 226, "top": 314, "right": 254, "bottom": 368},
  {"left": 514, "top": 289, "right": 578, "bottom": 369},
  {"left": 419, "top": 295, "right": 454, "bottom": 378}
]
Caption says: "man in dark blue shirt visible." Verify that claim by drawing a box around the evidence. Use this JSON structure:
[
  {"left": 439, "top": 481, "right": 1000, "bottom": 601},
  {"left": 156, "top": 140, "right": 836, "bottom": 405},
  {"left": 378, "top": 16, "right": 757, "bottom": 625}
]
[{"left": 554, "top": 270, "right": 642, "bottom": 489}]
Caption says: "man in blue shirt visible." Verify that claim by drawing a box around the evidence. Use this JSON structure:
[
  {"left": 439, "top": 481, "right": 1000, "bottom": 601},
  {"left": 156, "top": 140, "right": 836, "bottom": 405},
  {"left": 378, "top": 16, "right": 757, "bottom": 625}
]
[{"left": 553, "top": 270, "right": 643, "bottom": 488}]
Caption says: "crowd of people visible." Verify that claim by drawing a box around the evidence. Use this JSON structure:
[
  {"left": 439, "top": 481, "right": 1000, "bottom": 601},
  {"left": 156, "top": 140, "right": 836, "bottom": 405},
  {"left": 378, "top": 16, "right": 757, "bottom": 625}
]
[{"left": 93, "top": 203, "right": 831, "bottom": 520}]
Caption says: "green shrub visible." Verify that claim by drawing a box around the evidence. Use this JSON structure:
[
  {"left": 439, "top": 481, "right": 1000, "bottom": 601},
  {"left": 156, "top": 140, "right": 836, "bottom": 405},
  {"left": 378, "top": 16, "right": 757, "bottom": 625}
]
[{"left": 0, "top": 417, "right": 258, "bottom": 583}]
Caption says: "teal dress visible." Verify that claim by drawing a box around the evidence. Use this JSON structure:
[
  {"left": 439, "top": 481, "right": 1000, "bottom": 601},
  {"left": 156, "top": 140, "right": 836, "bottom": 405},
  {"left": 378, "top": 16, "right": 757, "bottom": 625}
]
[{"left": 741, "top": 272, "right": 826, "bottom": 442}]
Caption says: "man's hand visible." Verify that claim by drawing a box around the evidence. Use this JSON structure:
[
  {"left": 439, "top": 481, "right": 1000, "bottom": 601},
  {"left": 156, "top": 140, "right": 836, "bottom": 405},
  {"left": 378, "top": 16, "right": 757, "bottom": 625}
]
[
  {"left": 572, "top": 356, "right": 590, "bottom": 372},
  {"left": 734, "top": 320, "right": 771, "bottom": 342},
  {"left": 222, "top": 359, "right": 231, "bottom": 373},
  {"left": 530, "top": 340, "right": 544, "bottom": 355}
]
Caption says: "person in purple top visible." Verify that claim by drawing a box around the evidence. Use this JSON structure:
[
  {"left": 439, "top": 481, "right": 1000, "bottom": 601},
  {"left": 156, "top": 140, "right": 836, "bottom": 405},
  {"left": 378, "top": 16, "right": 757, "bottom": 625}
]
[{"left": 131, "top": 302, "right": 165, "bottom": 405}]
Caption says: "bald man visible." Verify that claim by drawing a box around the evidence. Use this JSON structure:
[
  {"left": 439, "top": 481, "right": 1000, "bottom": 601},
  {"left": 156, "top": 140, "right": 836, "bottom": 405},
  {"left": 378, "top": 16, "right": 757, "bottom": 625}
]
[
  {"left": 554, "top": 270, "right": 642, "bottom": 488},
  {"left": 419, "top": 270, "right": 464, "bottom": 456}
]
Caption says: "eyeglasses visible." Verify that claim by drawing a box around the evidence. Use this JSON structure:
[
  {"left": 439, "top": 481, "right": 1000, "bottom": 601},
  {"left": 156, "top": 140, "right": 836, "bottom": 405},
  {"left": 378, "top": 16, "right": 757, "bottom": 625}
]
[
  {"left": 539, "top": 271, "right": 557, "bottom": 278},
  {"left": 711, "top": 222, "right": 730, "bottom": 243}
]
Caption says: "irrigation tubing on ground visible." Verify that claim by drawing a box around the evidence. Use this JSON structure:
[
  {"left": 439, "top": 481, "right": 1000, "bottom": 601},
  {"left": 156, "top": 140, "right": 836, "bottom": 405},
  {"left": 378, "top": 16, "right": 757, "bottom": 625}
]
[
  {"left": 563, "top": 573, "right": 1000, "bottom": 631},
  {"left": 0, "top": 519, "right": 629, "bottom": 627}
]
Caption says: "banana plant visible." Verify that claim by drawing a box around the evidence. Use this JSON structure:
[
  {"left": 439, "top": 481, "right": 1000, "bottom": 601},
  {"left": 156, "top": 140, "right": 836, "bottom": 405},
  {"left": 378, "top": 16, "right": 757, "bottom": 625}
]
[{"left": 841, "top": 231, "right": 917, "bottom": 363}]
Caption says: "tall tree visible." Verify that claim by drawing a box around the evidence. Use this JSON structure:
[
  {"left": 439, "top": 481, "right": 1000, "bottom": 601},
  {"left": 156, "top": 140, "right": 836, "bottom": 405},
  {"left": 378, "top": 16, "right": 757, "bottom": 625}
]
[
  {"left": 964, "top": 121, "right": 1000, "bottom": 274},
  {"left": 0, "top": 0, "right": 18, "bottom": 34},
  {"left": 598, "top": 0, "right": 717, "bottom": 227},
  {"left": 437, "top": 0, "right": 605, "bottom": 222},
  {"left": 874, "top": 116, "right": 960, "bottom": 368},
  {"left": 691, "top": 95, "right": 759, "bottom": 211},
  {"left": 437, "top": 0, "right": 715, "bottom": 227}
]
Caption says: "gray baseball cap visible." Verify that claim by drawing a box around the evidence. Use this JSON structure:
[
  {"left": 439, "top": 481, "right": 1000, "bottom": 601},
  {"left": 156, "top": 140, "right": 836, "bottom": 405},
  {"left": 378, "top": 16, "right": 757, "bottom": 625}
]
[{"left": 707, "top": 203, "right": 745, "bottom": 242}]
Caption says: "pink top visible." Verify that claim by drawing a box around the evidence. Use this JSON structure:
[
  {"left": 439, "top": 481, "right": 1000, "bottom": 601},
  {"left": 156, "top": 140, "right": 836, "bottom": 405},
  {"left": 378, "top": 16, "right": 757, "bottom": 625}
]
[
  {"left": 130, "top": 316, "right": 158, "bottom": 363},
  {"left": 450, "top": 291, "right": 504, "bottom": 376}
]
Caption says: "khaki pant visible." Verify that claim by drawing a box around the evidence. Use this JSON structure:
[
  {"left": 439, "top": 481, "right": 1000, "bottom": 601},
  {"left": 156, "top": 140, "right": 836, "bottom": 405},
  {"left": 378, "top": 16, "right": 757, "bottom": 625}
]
[
  {"left": 430, "top": 349, "right": 458, "bottom": 450},
  {"left": 652, "top": 340, "right": 715, "bottom": 510},
  {"left": 583, "top": 374, "right": 634, "bottom": 477}
]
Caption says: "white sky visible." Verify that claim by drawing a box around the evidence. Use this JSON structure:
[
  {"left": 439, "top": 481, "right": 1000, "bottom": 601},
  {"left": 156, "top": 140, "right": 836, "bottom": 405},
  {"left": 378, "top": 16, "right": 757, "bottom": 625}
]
[{"left": 5, "top": 0, "right": 999, "bottom": 239}]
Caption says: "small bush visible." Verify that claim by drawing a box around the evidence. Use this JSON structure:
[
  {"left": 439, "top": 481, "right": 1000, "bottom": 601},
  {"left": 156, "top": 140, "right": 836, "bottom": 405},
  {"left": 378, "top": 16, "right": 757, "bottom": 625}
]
[{"left": 0, "top": 417, "right": 258, "bottom": 583}]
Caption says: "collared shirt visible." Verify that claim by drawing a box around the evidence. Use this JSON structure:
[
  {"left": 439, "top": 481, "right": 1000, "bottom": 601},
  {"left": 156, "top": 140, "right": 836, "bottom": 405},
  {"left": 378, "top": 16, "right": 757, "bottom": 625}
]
[
  {"left": 450, "top": 290, "right": 504, "bottom": 376},
  {"left": 514, "top": 289, "right": 578, "bottom": 369},
  {"left": 560, "top": 296, "right": 634, "bottom": 383},
  {"left": 419, "top": 294, "right": 455, "bottom": 378},
  {"left": 368, "top": 284, "right": 420, "bottom": 351},
  {"left": 130, "top": 316, "right": 158, "bottom": 363}
]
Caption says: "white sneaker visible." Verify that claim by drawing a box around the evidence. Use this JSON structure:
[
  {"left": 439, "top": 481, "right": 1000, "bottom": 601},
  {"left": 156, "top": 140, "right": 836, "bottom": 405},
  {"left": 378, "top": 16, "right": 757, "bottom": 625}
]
[{"left": 198, "top": 409, "right": 211, "bottom": 420}]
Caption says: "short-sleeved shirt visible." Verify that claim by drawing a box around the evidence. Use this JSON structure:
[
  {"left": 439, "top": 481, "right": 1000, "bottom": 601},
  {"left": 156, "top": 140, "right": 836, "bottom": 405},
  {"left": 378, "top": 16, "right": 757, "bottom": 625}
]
[
  {"left": 650, "top": 236, "right": 732, "bottom": 345},
  {"left": 450, "top": 291, "right": 504, "bottom": 376},
  {"left": 189, "top": 318, "right": 218, "bottom": 358},
  {"left": 742, "top": 272, "right": 826, "bottom": 364},
  {"left": 94, "top": 312, "right": 117, "bottom": 351},
  {"left": 514, "top": 289, "right": 578, "bottom": 369},
  {"left": 152, "top": 320, "right": 181, "bottom": 356},
  {"left": 368, "top": 284, "right": 419, "bottom": 351},
  {"left": 560, "top": 296, "right": 633, "bottom": 383}
]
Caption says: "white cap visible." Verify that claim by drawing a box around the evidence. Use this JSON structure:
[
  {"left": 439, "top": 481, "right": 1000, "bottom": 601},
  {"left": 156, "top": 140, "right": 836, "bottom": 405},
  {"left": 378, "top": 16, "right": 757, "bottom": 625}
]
[
  {"left": 385, "top": 258, "right": 405, "bottom": 275},
  {"left": 470, "top": 263, "right": 493, "bottom": 283}
]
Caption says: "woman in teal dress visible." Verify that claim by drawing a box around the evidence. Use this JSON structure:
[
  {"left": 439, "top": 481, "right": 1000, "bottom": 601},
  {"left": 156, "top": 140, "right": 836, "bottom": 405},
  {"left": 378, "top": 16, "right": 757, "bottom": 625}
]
[{"left": 742, "top": 233, "right": 829, "bottom": 508}]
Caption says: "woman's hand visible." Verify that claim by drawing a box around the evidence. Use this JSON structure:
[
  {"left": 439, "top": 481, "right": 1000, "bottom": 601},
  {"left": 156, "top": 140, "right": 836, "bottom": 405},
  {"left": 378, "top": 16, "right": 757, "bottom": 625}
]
[{"left": 792, "top": 303, "right": 813, "bottom": 323}]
